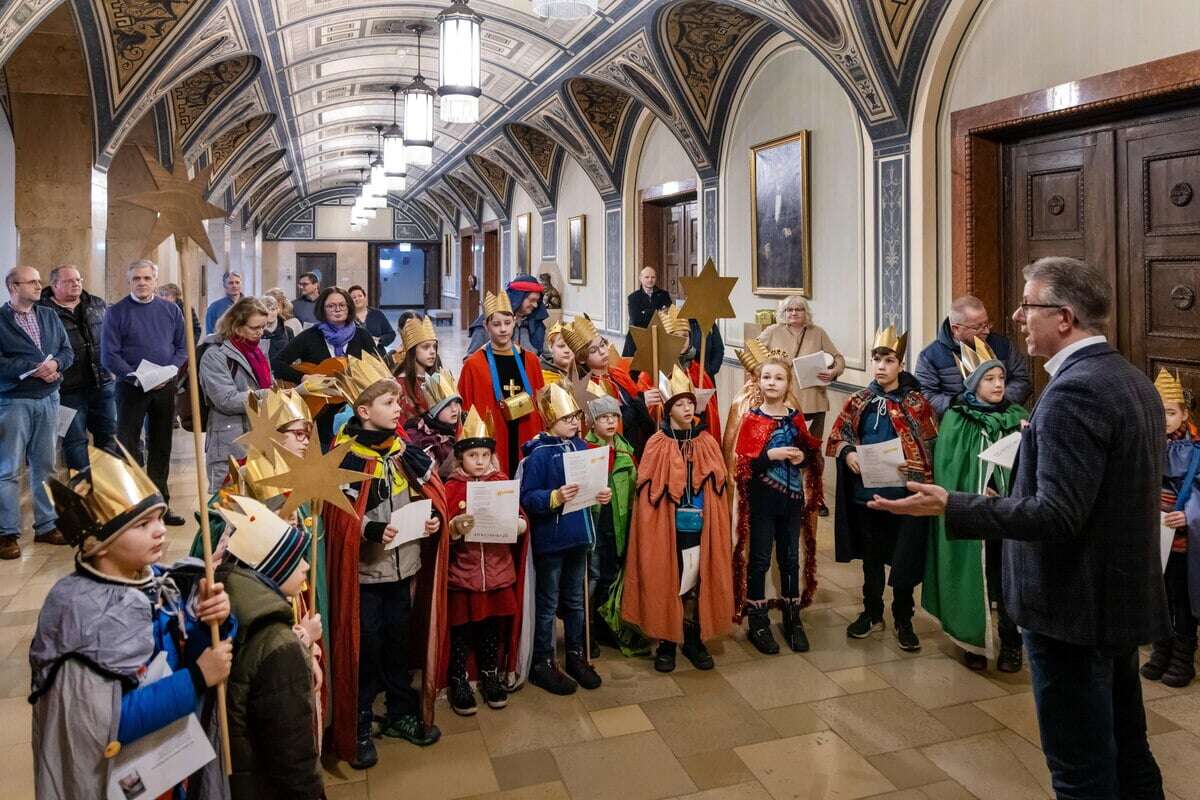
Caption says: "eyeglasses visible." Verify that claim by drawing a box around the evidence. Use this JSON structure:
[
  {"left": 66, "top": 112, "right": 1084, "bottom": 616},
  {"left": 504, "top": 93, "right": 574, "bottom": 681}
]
[
  {"left": 323, "top": 303, "right": 348, "bottom": 311},
  {"left": 281, "top": 426, "right": 311, "bottom": 441},
  {"left": 1015, "top": 303, "right": 1063, "bottom": 315},
  {"left": 13, "top": 278, "right": 42, "bottom": 286},
  {"left": 55, "top": 278, "right": 82, "bottom": 286},
  {"left": 956, "top": 321, "right": 992, "bottom": 332},
  {"left": 587, "top": 339, "right": 610, "bottom": 356}
]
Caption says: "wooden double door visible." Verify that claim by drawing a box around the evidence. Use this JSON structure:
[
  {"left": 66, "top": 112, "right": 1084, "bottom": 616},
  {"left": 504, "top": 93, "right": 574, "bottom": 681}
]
[{"left": 1006, "top": 110, "right": 1200, "bottom": 398}]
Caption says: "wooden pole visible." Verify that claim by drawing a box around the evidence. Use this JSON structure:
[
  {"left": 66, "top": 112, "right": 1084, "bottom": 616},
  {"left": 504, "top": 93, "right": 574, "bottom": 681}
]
[
  {"left": 651, "top": 325, "right": 659, "bottom": 386},
  {"left": 697, "top": 325, "right": 707, "bottom": 397},
  {"left": 307, "top": 501, "right": 321, "bottom": 612},
  {"left": 176, "top": 239, "right": 233, "bottom": 775}
]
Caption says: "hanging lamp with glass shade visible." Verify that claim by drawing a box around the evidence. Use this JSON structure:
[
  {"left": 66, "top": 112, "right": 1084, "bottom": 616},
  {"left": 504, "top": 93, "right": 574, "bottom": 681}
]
[
  {"left": 437, "top": 0, "right": 482, "bottom": 124},
  {"left": 382, "top": 88, "right": 407, "bottom": 190},
  {"left": 403, "top": 23, "right": 435, "bottom": 167},
  {"left": 530, "top": 0, "right": 597, "bottom": 20}
]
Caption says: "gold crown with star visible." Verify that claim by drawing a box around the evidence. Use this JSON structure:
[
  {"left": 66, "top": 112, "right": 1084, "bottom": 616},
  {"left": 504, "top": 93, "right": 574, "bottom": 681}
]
[
  {"left": 256, "top": 387, "right": 312, "bottom": 428},
  {"left": 335, "top": 352, "right": 396, "bottom": 405},
  {"left": 422, "top": 368, "right": 460, "bottom": 407},
  {"left": 872, "top": 325, "right": 908, "bottom": 360},
  {"left": 401, "top": 316, "right": 438, "bottom": 352},
  {"left": 483, "top": 290, "right": 513, "bottom": 318},
  {"left": 562, "top": 315, "right": 600, "bottom": 357},
  {"left": 658, "top": 364, "right": 697, "bottom": 407},
  {"left": 956, "top": 336, "right": 999, "bottom": 380}
]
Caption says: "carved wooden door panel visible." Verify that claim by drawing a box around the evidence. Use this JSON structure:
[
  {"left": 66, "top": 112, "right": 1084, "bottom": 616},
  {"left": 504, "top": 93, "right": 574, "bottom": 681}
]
[
  {"left": 1122, "top": 114, "right": 1200, "bottom": 400},
  {"left": 662, "top": 204, "right": 684, "bottom": 298}
]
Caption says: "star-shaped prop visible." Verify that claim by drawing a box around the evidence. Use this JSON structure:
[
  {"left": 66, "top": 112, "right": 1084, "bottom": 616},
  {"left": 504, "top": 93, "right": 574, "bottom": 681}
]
[
  {"left": 118, "top": 147, "right": 227, "bottom": 260},
  {"left": 257, "top": 440, "right": 372, "bottom": 518},
  {"left": 293, "top": 357, "right": 349, "bottom": 416},
  {"left": 679, "top": 258, "right": 738, "bottom": 332},
  {"left": 235, "top": 399, "right": 284, "bottom": 460},
  {"left": 628, "top": 314, "right": 688, "bottom": 378}
]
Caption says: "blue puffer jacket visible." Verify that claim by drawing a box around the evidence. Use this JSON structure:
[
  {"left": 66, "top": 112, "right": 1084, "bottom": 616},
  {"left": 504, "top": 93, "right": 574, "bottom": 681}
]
[
  {"left": 519, "top": 432, "right": 593, "bottom": 556},
  {"left": 914, "top": 317, "right": 1031, "bottom": 418}
]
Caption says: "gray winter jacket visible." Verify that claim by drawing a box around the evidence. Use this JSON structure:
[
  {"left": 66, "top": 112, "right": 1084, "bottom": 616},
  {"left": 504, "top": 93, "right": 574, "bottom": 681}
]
[{"left": 199, "top": 339, "right": 270, "bottom": 486}]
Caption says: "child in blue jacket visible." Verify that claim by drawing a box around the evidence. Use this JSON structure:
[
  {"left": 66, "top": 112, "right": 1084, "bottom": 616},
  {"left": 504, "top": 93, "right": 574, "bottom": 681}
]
[{"left": 519, "top": 383, "right": 610, "bottom": 695}]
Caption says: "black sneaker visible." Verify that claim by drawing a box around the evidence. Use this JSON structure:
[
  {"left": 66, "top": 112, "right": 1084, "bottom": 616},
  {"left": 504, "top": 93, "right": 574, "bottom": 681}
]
[
  {"left": 963, "top": 652, "right": 987, "bottom": 671},
  {"left": 448, "top": 676, "right": 477, "bottom": 716},
  {"left": 381, "top": 714, "right": 441, "bottom": 746},
  {"left": 163, "top": 511, "right": 185, "bottom": 527},
  {"left": 846, "top": 612, "right": 884, "bottom": 639},
  {"left": 654, "top": 641, "right": 677, "bottom": 673},
  {"left": 746, "top": 616, "right": 780, "bottom": 655},
  {"left": 479, "top": 669, "right": 508, "bottom": 709},
  {"left": 529, "top": 659, "right": 577, "bottom": 695},
  {"left": 682, "top": 622, "right": 714, "bottom": 671},
  {"left": 565, "top": 652, "right": 602, "bottom": 690},
  {"left": 997, "top": 644, "right": 1023, "bottom": 673},
  {"left": 895, "top": 622, "right": 921, "bottom": 652},
  {"left": 349, "top": 711, "right": 378, "bottom": 770}
]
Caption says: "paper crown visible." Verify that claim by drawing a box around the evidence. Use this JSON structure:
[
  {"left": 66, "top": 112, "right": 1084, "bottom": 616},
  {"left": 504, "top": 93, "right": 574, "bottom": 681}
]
[
  {"left": 44, "top": 443, "right": 166, "bottom": 553},
  {"left": 956, "top": 336, "right": 999, "bottom": 380},
  {"left": 736, "top": 338, "right": 788, "bottom": 374},
  {"left": 1155, "top": 368, "right": 1186, "bottom": 405},
  {"left": 255, "top": 387, "right": 312, "bottom": 428},
  {"left": 656, "top": 305, "right": 691, "bottom": 336},
  {"left": 401, "top": 316, "right": 438, "bottom": 352},
  {"left": 538, "top": 382, "right": 582, "bottom": 427},
  {"left": 546, "top": 321, "right": 564, "bottom": 342},
  {"left": 872, "top": 325, "right": 908, "bottom": 360},
  {"left": 562, "top": 315, "right": 600, "bottom": 357},
  {"left": 230, "top": 448, "right": 289, "bottom": 506},
  {"left": 335, "top": 351, "right": 396, "bottom": 404},
  {"left": 659, "top": 365, "right": 697, "bottom": 408},
  {"left": 422, "top": 368, "right": 461, "bottom": 410},
  {"left": 219, "top": 494, "right": 311, "bottom": 586},
  {"left": 483, "top": 290, "right": 514, "bottom": 318},
  {"left": 456, "top": 406, "right": 495, "bottom": 450}
]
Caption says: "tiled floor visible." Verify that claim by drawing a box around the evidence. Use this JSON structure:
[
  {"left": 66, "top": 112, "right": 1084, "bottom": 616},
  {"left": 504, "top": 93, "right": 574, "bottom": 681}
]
[{"left": 3, "top": 324, "right": 1200, "bottom": 799}]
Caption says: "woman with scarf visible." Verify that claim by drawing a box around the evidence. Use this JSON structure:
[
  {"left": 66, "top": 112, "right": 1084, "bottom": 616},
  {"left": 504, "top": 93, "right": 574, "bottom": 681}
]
[
  {"left": 199, "top": 297, "right": 275, "bottom": 488},
  {"left": 466, "top": 275, "right": 548, "bottom": 355},
  {"left": 272, "top": 286, "right": 385, "bottom": 450}
]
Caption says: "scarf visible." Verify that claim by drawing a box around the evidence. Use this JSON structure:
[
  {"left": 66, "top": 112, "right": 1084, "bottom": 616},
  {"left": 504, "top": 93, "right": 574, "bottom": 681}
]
[
  {"left": 317, "top": 320, "right": 356, "bottom": 356},
  {"left": 230, "top": 335, "right": 272, "bottom": 389}
]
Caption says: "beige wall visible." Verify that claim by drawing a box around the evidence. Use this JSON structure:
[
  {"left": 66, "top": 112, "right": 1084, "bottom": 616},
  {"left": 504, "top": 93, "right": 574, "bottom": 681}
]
[
  {"left": 555, "top": 156, "right": 607, "bottom": 328},
  {"left": 635, "top": 119, "right": 698, "bottom": 193},
  {"left": 261, "top": 239, "right": 370, "bottom": 300},
  {"left": 510, "top": 181, "right": 542, "bottom": 278},
  {"left": 0, "top": 110, "right": 13, "bottom": 269}
]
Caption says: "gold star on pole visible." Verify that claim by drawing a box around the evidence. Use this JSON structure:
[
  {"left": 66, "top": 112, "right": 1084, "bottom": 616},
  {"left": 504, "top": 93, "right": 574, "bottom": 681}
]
[
  {"left": 628, "top": 314, "right": 688, "bottom": 378},
  {"left": 235, "top": 399, "right": 284, "bottom": 460},
  {"left": 257, "top": 440, "right": 372, "bottom": 519},
  {"left": 679, "top": 258, "right": 738, "bottom": 332},
  {"left": 118, "top": 147, "right": 227, "bottom": 260}
]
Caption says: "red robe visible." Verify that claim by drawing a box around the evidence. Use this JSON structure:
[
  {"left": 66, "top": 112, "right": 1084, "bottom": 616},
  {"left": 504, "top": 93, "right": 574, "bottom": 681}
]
[{"left": 457, "top": 345, "right": 545, "bottom": 477}]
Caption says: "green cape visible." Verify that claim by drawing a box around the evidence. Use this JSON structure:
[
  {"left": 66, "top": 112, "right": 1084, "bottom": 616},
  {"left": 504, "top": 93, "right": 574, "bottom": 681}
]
[{"left": 923, "top": 401, "right": 1027, "bottom": 655}]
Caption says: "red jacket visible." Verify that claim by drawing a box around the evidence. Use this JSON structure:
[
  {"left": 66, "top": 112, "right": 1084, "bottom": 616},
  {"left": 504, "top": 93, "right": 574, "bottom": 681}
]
[{"left": 445, "top": 469, "right": 522, "bottom": 593}]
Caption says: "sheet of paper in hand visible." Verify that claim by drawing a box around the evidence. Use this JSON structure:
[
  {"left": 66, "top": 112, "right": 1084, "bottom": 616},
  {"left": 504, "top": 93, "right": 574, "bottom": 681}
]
[
  {"left": 561, "top": 445, "right": 610, "bottom": 514},
  {"left": 131, "top": 360, "right": 178, "bottom": 391},
  {"left": 1161, "top": 512, "right": 1176, "bottom": 573},
  {"left": 978, "top": 431, "right": 1022, "bottom": 470},
  {"left": 385, "top": 498, "right": 434, "bottom": 550},
  {"left": 679, "top": 546, "right": 700, "bottom": 595},
  {"left": 792, "top": 351, "right": 833, "bottom": 390},
  {"left": 465, "top": 479, "right": 521, "bottom": 543},
  {"left": 856, "top": 439, "right": 908, "bottom": 489},
  {"left": 19, "top": 355, "right": 51, "bottom": 380}
]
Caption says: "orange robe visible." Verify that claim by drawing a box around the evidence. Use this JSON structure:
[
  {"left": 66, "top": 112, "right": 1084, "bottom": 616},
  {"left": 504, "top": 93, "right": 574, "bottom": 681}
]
[
  {"left": 621, "top": 428, "right": 734, "bottom": 642},
  {"left": 457, "top": 345, "right": 545, "bottom": 476},
  {"left": 636, "top": 362, "right": 722, "bottom": 443}
]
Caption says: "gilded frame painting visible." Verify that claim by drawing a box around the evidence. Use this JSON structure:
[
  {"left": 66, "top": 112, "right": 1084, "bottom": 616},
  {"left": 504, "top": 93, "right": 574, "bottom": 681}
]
[
  {"left": 516, "top": 213, "right": 532, "bottom": 275},
  {"left": 749, "top": 130, "right": 812, "bottom": 297},
  {"left": 568, "top": 214, "right": 586, "bottom": 285}
]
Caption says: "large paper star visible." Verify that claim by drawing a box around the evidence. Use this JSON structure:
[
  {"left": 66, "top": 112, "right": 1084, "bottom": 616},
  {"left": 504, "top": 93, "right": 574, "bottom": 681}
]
[
  {"left": 118, "top": 147, "right": 227, "bottom": 261},
  {"left": 628, "top": 314, "right": 688, "bottom": 378},
  {"left": 257, "top": 440, "right": 372, "bottom": 518},
  {"left": 235, "top": 399, "right": 284, "bottom": 460},
  {"left": 679, "top": 258, "right": 738, "bottom": 332}
]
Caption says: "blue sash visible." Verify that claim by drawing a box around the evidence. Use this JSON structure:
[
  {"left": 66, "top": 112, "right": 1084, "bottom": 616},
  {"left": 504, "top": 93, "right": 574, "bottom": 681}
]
[{"left": 484, "top": 342, "right": 531, "bottom": 404}]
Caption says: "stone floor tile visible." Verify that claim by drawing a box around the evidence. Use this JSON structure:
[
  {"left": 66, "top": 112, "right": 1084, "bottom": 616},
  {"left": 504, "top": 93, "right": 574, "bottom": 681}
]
[
  {"left": 871, "top": 657, "right": 1008, "bottom": 709},
  {"left": 916, "top": 781, "right": 978, "bottom": 799},
  {"left": 810, "top": 689, "right": 956, "bottom": 756},
  {"left": 0, "top": 696, "right": 32, "bottom": 748},
  {"left": 366, "top": 730, "right": 499, "bottom": 800},
  {"left": 491, "top": 749, "right": 564, "bottom": 792},
  {"left": 476, "top": 686, "right": 601, "bottom": 759},
  {"left": 588, "top": 704, "right": 654, "bottom": 738},
  {"left": 676, "top": 748, "right": 758, "bottom": 791},
  {"left": 576, "top": 657, "right": 683, "bottom": 711},
  {"left": 972, "top": 692, "right": 1041, "bottom": 745},
  {"left": 640, "top": 678, "right": 777, "bottom": 757},
  {"left": 927, "top": 704, "right": 1005, "bottom": 738},
  {"left": 717, "top": 652, "right": 844, "bottom": 710},
  {"left": 1151, "top": 730, "right": 1200, "bottom": 800},
  {"left": 464, "top": 781, "right": 572, "bottom": 800},
  {"left": 735, "top": 731, "right": 896, "bottom": 800},
  {"left": 826, "top": 666, "right": 892, "bottom": 694},
  {"left": 799, "top": 624, "right": 904, "bottom": 672},
  {"left": 1148, "top": 692, "right": 1200, "bottom": 736},
  {"left": 921, "top": 733, "right": 1051, "bottom": 800},
  {"left": 866, "top": 748, "right": 950, "bottom": 791},
  {"left": 667, "top": 781, "right": 772, "bottom": 800},
  {"left": 996, "top": 730, "right": 1052, "bottom": 796},
  {"left": 551, "top": 730, "right": 696, "bottom": 800},
  {"left": 324, "top": 782, "right": 369, "bottom": 800}
]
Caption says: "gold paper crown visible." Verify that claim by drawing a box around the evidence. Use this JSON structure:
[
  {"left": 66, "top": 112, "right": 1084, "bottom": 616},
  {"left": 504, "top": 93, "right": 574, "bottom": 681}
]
[
  {"left": 656, "top": 305, "right": 691, "bottom": 336},
  {"left": 1155, "top": 368, "right": 1186, "bottom": 405},
  {"left": 260, "top": 387, "right": 311, "bottom": 428},
  {"left": 422, "top": 368, "right": 460, "bottom": 407},
  {"left": 659, "top": 364, "right": 697, "bottom": 405},
  {"left": 483, "top": 290, "right": 513, "bottom": 318},
  {"left": 335, "top": 352, "right": 396, "bottom": 404},
  {"left": 537, "top": 382, "right": 582, "bottom": 427},
  {"left": 956, "top": 336, "right": 999, "bottom": 380},
  {"left": 562, "top": 315, "right": 600, "bottom": 356},
  {"left": 457, "top": 406, "right": 494, "bottom": 443},
  {"left": 546, "top": 321, "right": 564, "bottom": 342},
  {"left": 736, "top": 338, "right": 788, "bottom": 374},
  {"left": 44, "top": 443, "right": 165, "bottom": 549},
  {"left": 231, "top": 448, "right": 289, "bottom": 505},
  {"left": 401, "top": 316, "right": 438, "bottom": 352},
  {"left": 872, "top": 325, "right": 908, "bottom": 360}
]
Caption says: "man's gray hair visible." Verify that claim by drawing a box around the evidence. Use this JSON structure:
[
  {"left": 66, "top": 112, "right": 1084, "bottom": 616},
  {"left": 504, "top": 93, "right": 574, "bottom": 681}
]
[
  {"left": 948, "top": 295, "right": 986, "bottom": 324},
  {"left": 4, "top": 266, "right": 24, "bottom": 291},
  {"left": 126, "top": 259, "right": 159, "bottom": 279},
  {"left": 1022, "top": 256, "right": 1110, "bottom": 333},
  {"left": 49, "top": 264, "right": 81, "bottom": 285},
  {"left": 222, "top": 270, "right": 242, "bottom": 285}
]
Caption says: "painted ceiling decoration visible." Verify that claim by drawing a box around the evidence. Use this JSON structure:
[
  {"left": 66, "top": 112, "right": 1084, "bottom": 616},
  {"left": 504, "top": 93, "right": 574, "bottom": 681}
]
[
  {"left": 870, "top": 0, "right": 925, "bottom": 72},
  {"left": 95, "top": 0, "right": 209, "bottom": 104},
  {"left": 443, "top": 172, "right": 483, "bottom": 222},
  {"left": 0, "top": 64, "right": 10, "bottom": 128},
  {"left": 508, "top": 122, "right": 558, "bottom": 186},
  {"left": 168, "top": 55, "right": 257, "bottom": 145},
  {"left": 205, "top": 111, "right": 274, "bottom": 187},
  {"left": 467, "top": 153, "right": 513, "bottom": 211},
  {"left": 233, "top": 147, "right": 285, "bottom": 198},
  {"left": 566, "top": 77, "right": 636, "bottom": 163},
  {"left": 485, "top": 133, "right": 555, "bottom": 211},
  {"left": 244, "top": 168, "right": 291, "bottom": 215}
]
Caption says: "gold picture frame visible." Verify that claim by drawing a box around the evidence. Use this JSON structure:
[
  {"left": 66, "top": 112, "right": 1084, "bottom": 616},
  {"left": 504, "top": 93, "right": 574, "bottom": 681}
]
[
  {"left": 568, "top": 214, "right": 586, "bottom": 285},
  {"left": 443, "top": 233, "right": 453, "bottom": 276},
  {"left": 749, "top": 130, "right": 812, "bottom": 297},
  {"left": 516, "top": 212, "right": 532, "bottom": 275}
]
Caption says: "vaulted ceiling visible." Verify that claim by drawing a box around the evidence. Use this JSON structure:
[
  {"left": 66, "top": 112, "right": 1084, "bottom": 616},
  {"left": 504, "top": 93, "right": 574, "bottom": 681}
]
[{"left": 0, "top": 0, "right": 950, "bottom": 237}]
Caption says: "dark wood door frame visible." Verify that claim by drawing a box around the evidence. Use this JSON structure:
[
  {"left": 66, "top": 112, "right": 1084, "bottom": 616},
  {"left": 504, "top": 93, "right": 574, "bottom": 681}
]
[
  {"left": 482, "top": 220, "right": 501, "bottom": 297},
  {"left": 951, "top": 48, "right": 1200, "bottom": 317},
  {"left": 460, "top": 228, "right": 476, "bottom": 330}
]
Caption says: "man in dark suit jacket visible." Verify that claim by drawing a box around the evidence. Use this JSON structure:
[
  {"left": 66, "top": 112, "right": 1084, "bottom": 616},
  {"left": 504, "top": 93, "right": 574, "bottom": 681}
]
[
  {"left": 870, "top": 257, "right": 1170, "bottom": 799},
  {"left": 622, "top": 266, "right": 672, "bottom": 358}
]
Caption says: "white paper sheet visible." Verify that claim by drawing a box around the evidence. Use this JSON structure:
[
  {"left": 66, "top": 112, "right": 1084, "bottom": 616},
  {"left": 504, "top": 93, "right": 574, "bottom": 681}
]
[
  {"left": 561, "top": 445, "right": 610, "bottom": 514},
  {"left": 56, "top": 405, "right": 77, "bottom": 438},
  {"left": 19, "top": 355, "right": 51, "bottom": 380},
  {"left": 694, "top": 387, "right": 717, "bottom": 408},
  {"left": 130, "top": 360, "right": 178, "bottom": 392},
  {"left": 385, "top": 498, "right": 434, "bottom": 550},
  {"left": 464, "top": 480, "right": 521, "bottom": 544},
  {"left": 1161, "top": 512, "right": 1176, "bottom": 573},
  {"left": 856, "top": 439, "right": 908, "bottom": 489},
  {"left": 679, "top": 546, "right": 700, "bottom": 595},
  {"left": 791, "top": 351, "right": 833, "bottom": 390},
  {"left": 978, "top": 431, "right": 1022, "bottom": 470}
]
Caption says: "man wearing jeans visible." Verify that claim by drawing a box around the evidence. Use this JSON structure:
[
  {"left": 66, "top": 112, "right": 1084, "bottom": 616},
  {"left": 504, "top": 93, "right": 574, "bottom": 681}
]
[
  {"left": 872, "top": 256, "right": 1170, "bottom": 799},
  {"left": 101, "top": 260, "right": 187, "bottom": 526},
  {"left": 0, "top": 266, "right": 74, "bottom": 559},
  {"left": 39, "top": 265, "right": 115, "bottom": 471}
]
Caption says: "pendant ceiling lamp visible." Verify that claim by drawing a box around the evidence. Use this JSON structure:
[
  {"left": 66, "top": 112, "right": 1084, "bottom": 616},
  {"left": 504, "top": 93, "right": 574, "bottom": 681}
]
[
  {"left": 437, "top": 0, "right": 482, "bottom": 124},
  {"left": 530, "top": 0, "right": 597, "bottom": 20},
  {"left": 382, "top": 88, "right": 407, "bottom": 191},
  {"left": 403, "top": 23, "right": 435, "bottom": 167}
]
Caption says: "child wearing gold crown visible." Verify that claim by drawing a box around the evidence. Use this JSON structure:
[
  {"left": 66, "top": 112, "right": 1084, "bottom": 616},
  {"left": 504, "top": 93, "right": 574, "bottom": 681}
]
[
  {"left": 623, "top": 367, "right": 734, "bottom": 673},
  {"left": 32, "top": 444, "right": 234, "bottom": 799},
  {"left": 321, "top": 353, "right": 446, "bottom": 768},
  {"left": 826, "top": 326, "right": 937, "bottom": 652},
  {"left": 402, "top": 368, "right": 464, "bottom": 480},
  {"left": 438, "top": 407, "right": 530, "bottom": 715},
  {"left": 394, "top": 315, "right": 444, "bottom": 422},
  {"left": 458, "top": 290, "right": 546, "bottom": 477},
  {"left": 924, "top": 338, "right": 1027, "bottom": 673},
  {"left": 1142, "top": 369, "right": 1199, "bottom": 688},
  {"left": 519, "top": 383, "right": 609, "bottom": 694},
  {"left": 539, "top": 321, "right": 576, "bottom": 386},
  {"left": 564, "top": 315, "right": 656, "bottom": 453}
]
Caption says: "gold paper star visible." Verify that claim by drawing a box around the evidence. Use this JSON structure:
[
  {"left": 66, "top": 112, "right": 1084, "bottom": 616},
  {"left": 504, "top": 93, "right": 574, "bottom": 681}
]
[
  {"left": 257, "top": 440, "right": 372, "bottom": 518},
  {"left": 235, "top": 398, "right": 284, "bottom": 460},
  {"left": 118, "top": 147, "right": 228, "bottom": 260},
  {"left": 628, "top": 314, "right": 689, "bottom": 378},
  {"left": 679, "top": 258, "right": 738, "bottom": 332}
]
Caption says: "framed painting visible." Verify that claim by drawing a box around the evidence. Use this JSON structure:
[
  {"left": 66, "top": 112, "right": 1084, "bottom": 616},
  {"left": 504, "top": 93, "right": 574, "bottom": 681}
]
[
  {"left": 749, "top": 130, "right": 812, "bottom": 297},
  {"left": 443, "top": 233, "right": 452, "bottom": 276},
  {"left": 516, "top": 212, "right": 532, "bottom": 275},
  {"left": 568, "top": 214, "right": 586, "bottom": 285}
]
